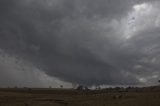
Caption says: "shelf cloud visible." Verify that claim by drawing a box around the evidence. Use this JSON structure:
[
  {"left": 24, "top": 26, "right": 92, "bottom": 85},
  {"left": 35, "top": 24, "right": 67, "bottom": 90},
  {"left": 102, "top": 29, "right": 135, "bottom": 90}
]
[{"left": 0, "top": 0, "right": 160, "bottom": 87}]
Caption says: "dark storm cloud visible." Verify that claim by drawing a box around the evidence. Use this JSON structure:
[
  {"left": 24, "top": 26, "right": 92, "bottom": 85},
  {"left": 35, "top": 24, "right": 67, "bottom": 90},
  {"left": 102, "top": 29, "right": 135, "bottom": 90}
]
[{"left": 0, "top": 0, "right": 160, "bottom": 86}]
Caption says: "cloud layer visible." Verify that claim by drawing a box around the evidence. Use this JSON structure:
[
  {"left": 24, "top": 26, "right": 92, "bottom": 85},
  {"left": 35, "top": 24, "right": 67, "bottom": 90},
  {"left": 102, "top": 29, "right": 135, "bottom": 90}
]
[{"left": 0, "top": 0, "right": 160, "bottom": 87}]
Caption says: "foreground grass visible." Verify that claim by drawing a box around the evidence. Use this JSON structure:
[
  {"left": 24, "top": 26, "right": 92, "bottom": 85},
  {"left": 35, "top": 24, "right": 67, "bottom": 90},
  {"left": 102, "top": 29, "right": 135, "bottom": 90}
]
[{"left": 0, "top": 89, "right": 160, "bottom": 106}]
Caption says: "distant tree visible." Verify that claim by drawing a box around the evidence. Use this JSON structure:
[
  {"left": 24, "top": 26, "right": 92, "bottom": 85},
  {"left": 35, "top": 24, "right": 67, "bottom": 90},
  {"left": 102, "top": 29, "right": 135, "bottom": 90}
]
[
  {"left": 60, "top": 85, "right": 63, "bottom": 88},
  {"left": 76, "top": 85, "right": 83, "bottom": 90},
  {"left": 95, "top": 86, "right": 101, "bottom": 90},
  {"left": 84, "top": 86, "right": 89, "bottom": 90},
  {"left": 115, "top": 87, "right": 121, "bottom": 91},
  {"left": 49, "top": 85, "right": 52, "bottom": 88}
]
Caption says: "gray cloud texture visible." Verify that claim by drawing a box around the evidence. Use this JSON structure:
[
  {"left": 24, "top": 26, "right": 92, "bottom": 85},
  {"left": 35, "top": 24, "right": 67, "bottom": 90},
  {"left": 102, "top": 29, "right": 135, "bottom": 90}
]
[{"left": 0, "top": 0, "right": 160, "bottom": 87}]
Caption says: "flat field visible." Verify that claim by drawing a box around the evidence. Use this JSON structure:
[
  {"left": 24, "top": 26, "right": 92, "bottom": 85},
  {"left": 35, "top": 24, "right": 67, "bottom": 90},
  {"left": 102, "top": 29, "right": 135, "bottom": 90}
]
[{"left": 0, "top": 88, "right": 160, "bottom": 106}]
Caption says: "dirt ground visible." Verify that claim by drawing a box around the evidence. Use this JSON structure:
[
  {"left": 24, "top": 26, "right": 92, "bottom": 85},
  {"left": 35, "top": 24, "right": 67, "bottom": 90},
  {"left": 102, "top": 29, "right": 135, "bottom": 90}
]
[{"left": 0, "top": 89, "right": 160, "bottom": 106}]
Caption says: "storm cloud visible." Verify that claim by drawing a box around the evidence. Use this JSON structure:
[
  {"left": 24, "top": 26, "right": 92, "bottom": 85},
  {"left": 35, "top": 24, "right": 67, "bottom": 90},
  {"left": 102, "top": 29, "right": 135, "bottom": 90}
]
[{"left": 0, "top": 0, "right": 160, "bottom": 87}]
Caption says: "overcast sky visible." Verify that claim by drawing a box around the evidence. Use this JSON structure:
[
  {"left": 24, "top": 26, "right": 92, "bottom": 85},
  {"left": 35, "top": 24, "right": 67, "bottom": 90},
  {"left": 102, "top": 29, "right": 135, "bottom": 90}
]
[{"left": 0, "top": 0, "right": 160, "bottom": 87}]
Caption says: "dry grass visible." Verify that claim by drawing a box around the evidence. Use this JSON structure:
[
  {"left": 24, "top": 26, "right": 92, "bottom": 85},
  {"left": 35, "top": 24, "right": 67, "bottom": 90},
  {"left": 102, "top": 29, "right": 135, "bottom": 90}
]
[{"left": 0, "top": 89, "right": 160, "bottom": 106}]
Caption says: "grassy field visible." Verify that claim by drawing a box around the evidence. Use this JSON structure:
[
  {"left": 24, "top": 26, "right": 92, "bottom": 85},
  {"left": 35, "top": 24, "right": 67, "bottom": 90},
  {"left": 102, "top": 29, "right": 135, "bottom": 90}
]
[{"left": 0, "top": 88, "right": 160, "bottom": 106}]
